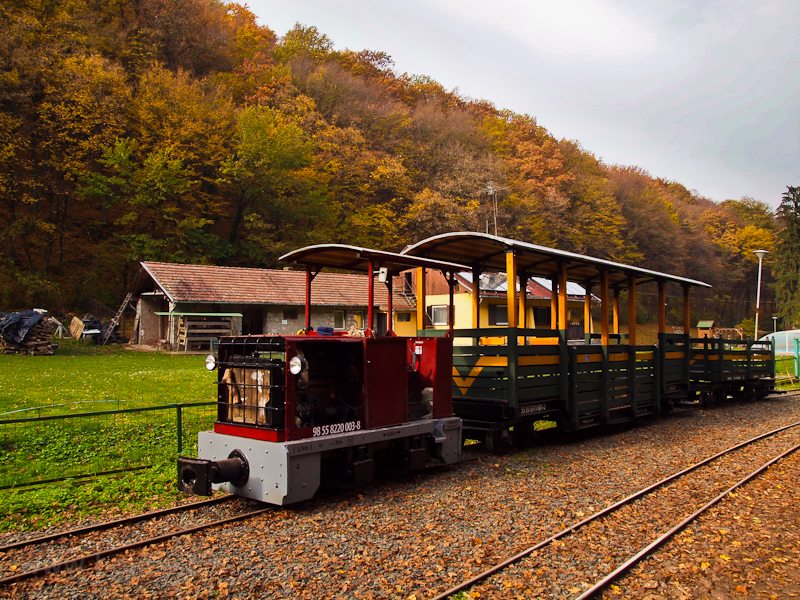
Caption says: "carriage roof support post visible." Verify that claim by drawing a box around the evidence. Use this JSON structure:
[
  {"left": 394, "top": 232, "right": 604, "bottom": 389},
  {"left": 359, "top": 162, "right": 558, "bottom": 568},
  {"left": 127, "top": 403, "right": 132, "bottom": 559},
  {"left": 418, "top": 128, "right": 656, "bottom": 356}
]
[
  {"left": 683, "top": 284, "right": 691, "bottom": 336},
  {"left": 367, "top": 258, "right": 375, "bottom": 333},
  {"left": 658, "top": 280, "right": 667, "bottom": 335},
  {"left": 628, "top": 273, "right": 637, "bottom": 346},
  {"left": 505, "top": 250, "right": 518, "bottom": 328},
  {"left": 305, "top": 265, "right": 313, "bottom": 330},
  {"left": 601, "top": 270, "right": 610, "bottom": 346},
  {"left": 447, "top": 271, "right": 455, "bottom": 335},
  {"left": 557, "top": 262, "right": 569, "bottom": 407},
  {"left": 416, "top": 267, "right": 427, "bottom": 332},
  {"left": 385, "top": 268, "right": 394, "bottom": 335},
  {"left": 550, "top": 277, "right": 558, "bottom": 330},
  {"left": 558, "top": 262, "right": 568, "bottom": 332},
  {"left": 518, "top": 270, "right": 529, "bottom": 331},
  {"left": 471, "top": 265, "right": 481, "bottom": 328},
  {"left": 613, "top": 288, "right": 621, "bottom": 335},
  {"left": 584, "top": 282, "right": 593, "bottom": 344}
]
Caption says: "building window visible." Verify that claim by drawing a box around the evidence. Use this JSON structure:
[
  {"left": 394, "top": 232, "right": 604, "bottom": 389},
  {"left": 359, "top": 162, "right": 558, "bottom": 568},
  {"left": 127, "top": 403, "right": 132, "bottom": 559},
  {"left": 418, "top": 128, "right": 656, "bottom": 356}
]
[
  {"left": 352, "top": 312, "right": 364, "bottom": 329},
  {"left": 403, "top": 272, "right": 413, "bottom": 293},
  {"left": 488, "top": 304, "right": 508, "bottom": 326},
  {"left": 534, "top": 307, "right": 551, "bottom": 327},
  {"left": 427, "top": 305, "right": 448, "bottom": 326},
  {"left": 333, "top": 310, "right": 345, "bottom": 330},
  {"left": 284, "top": 308, "right": 298, "bottom": 321},
  {"left": 397, "top": 312, "right": 411, "bottom": 322}
]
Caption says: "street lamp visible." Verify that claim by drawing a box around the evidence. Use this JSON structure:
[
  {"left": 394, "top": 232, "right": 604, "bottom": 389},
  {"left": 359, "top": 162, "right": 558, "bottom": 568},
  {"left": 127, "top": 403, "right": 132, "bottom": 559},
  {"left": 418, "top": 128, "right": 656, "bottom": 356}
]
[
  {"left": 773, "top": 316, "right": 778, "bottom": 333},
  {"left": 753, "top": 249, "right": 768, "bottom": 340}
]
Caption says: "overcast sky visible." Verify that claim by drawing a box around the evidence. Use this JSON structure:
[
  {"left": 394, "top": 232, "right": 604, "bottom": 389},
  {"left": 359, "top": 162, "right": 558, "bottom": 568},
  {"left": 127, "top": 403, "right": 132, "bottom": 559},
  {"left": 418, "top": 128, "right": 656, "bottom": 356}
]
[{"left": 247, "top": 0, "right": 799, "bottom": 209}]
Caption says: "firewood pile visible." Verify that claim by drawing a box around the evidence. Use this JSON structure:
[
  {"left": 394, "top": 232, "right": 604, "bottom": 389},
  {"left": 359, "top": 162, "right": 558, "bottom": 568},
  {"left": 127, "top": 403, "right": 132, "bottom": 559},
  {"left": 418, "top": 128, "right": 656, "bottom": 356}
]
[{"left": 0, "top": 310, "right": 57, "bottom": 355}]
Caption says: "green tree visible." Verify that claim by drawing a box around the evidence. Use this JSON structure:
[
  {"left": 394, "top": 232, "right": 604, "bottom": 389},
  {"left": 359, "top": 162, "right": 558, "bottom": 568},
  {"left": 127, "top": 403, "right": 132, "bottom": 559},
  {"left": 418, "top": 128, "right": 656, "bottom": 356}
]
[
  {"left": 774, "top": 186, "right": 800, "bottom": 327},
  {"left": 220, "top": 106, "right": 329, "bottom": 263},
  {"left": 274, "top": 23, "right": 333, "bottom": 63},
  {"left": 81, "top": 138, "right": 220, "bottom": 264},
  {"left": 720, "top": 197, "right": 775, "bottom": 230}
]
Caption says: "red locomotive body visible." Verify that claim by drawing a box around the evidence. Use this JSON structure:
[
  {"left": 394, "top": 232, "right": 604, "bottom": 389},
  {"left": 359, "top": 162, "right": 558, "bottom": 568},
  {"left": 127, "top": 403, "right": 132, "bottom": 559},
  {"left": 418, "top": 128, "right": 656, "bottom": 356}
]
[{"left": 178, "top": 246, "right": 466, "bottom": 505}]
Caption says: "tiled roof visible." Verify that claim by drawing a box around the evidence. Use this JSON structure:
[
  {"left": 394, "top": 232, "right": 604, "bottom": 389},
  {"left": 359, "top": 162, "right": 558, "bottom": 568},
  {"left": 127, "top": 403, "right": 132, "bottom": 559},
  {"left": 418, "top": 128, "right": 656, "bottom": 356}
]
[{"left": 136, "top": 262, "right": 413, "bottom": 310}]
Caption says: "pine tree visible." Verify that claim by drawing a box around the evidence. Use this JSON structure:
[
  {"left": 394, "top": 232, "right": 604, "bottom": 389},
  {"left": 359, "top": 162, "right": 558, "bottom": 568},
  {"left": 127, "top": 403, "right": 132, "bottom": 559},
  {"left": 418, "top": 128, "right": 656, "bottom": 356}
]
[{"left": 774, "top": 186, "right": 800, "bottom": 328}]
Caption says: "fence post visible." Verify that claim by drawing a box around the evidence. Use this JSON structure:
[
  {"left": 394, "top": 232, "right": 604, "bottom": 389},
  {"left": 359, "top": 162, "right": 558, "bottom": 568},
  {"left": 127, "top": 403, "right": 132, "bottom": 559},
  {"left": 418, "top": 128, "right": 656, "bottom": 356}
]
[{"left": 176, "top": 405, "right": 183, "bottom": 454}]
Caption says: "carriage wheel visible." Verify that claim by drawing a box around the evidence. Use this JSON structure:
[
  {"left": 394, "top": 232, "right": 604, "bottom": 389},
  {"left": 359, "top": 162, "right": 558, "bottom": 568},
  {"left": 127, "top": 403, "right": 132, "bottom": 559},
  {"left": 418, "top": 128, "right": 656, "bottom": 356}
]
[{"left": 486, "top": 428, "right": 511, "bottom": 454}]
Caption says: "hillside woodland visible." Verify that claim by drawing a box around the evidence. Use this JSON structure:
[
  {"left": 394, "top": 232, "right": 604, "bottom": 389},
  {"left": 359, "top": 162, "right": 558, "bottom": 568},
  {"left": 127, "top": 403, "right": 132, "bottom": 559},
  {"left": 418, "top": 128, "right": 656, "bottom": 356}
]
[{"left": 0, "top": 0, "right": 786, "bottom": 327}]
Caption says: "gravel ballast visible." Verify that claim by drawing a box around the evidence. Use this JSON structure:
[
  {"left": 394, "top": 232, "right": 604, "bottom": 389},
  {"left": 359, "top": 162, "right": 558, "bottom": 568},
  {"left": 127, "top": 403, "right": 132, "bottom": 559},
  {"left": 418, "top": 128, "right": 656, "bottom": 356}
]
[{"left": 2, "top": 394, "right": 799, "bottom": 599}]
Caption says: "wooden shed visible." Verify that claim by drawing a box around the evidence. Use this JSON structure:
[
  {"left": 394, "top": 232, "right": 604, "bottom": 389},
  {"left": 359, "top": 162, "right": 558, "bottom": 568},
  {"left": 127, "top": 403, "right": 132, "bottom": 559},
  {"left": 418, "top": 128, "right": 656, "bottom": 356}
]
[{"left": 697, "top": 320, "right": 717, "bottom": 338}]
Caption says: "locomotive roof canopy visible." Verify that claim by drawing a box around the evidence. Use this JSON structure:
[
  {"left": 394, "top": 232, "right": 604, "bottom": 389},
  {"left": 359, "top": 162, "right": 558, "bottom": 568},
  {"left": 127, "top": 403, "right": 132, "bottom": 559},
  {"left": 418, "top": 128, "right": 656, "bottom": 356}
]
[
  {"left": 279, "top": 244, "right": 470, "bottom": 275},
  {"left": 402, "top": 232, "right": 712, "bottom": 290}
]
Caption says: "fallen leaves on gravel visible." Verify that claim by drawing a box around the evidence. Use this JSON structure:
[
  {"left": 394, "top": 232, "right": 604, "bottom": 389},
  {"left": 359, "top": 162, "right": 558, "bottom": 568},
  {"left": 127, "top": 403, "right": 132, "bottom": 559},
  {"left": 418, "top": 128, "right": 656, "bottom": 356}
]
[{"left": 1, "top": 397, "right": 799, "bottom": 599}]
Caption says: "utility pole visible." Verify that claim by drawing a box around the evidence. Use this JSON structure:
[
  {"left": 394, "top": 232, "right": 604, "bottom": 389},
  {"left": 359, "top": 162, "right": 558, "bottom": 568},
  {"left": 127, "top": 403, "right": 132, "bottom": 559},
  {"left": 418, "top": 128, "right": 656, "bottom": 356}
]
[{"left": 753, "top": 249, "right": 768, "bottom": 339}]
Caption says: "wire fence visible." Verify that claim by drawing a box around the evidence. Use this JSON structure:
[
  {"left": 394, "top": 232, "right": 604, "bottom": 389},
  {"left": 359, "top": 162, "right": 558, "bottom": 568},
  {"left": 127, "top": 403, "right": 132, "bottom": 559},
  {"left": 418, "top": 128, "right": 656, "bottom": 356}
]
[{"left": 0, "top": 402, "right": 218, "bottom": 489}]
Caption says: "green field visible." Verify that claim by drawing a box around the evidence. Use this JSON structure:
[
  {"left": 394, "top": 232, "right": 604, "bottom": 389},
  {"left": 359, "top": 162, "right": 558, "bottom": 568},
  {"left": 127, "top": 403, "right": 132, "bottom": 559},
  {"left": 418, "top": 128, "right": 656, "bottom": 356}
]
[
  {"left": 0, "top": 342, "right": 219, "bottom": 532},
  {"left": 0, "top": 340, "right": 217, "bottom": 416},
  {"left": 776, "top": 355, "right": 800, "bottom": 389}
]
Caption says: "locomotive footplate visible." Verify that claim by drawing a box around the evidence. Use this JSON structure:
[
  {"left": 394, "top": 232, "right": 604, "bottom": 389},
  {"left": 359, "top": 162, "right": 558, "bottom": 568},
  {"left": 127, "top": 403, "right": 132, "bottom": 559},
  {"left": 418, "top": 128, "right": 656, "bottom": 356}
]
[{"left": 183, "top": 417, "right": 462, "bottom": 505}]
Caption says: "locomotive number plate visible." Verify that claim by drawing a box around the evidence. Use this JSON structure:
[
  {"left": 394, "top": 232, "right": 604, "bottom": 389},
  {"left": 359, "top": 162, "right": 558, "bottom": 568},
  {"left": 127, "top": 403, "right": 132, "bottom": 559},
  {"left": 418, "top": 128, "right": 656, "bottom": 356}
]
[{"left": 313, "top": 421, "right": 362, "bottom": 437}]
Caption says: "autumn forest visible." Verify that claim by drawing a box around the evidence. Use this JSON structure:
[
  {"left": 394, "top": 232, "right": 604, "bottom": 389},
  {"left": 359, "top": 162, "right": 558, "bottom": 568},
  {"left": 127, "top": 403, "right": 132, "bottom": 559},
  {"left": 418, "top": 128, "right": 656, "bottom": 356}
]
[{"left": 0, "top": 0, "right": 787, "bottom": 328}]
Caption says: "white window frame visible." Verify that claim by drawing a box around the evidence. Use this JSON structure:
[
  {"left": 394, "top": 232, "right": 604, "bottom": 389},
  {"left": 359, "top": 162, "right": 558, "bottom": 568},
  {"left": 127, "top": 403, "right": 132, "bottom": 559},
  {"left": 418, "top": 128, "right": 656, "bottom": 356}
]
[
  {"left": 333, "top": 310, "right": 345, "bottom": 330},
  {"left": 429, "top": 305, "right": 449, "bottom": 326}
]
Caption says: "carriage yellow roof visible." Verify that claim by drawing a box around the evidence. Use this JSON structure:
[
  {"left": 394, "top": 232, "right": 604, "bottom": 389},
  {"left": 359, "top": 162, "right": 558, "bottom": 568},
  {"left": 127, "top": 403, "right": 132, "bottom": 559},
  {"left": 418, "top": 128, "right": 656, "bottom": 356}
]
[{"left": 402, "top": 232, "right": 711, "bottom": 289}]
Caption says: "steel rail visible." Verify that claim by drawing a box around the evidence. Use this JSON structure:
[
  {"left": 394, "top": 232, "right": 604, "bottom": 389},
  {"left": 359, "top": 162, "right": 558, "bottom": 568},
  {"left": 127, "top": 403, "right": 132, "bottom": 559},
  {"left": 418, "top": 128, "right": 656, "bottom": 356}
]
[
  {"left": 0, "top": 495, "right": 236, "bottom": 553},
  {"left": 0, "top": 506, "right": 273, "bottom": 586},
  {"left": 431, "top": 419, "right": 800, "bottom": 600},
  {"left": 575, "top": 441, "right": 800, "bottom": 599}
]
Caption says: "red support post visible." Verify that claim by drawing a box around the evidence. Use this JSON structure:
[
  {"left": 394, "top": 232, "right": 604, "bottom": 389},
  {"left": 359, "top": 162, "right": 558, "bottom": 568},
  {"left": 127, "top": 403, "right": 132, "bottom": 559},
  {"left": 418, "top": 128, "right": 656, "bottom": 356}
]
[
  {"left": 386, "top": 272, "right": 394, "bottom": 335},
  {"left": 305, "top": 265, "right": 312, "bottom": 330},
  {"left": 367, "top": 259, "right": 375, "bottom": 332},
  {"left": 448, "top": 272, "right": 455, "bottom": 335}
]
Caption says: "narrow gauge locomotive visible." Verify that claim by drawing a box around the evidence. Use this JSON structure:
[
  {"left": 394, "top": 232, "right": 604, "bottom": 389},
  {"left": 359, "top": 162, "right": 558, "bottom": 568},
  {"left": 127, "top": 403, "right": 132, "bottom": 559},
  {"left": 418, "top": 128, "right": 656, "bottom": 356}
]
[{"left": 177, "top": 247, "right": 466, "bottom": 505}]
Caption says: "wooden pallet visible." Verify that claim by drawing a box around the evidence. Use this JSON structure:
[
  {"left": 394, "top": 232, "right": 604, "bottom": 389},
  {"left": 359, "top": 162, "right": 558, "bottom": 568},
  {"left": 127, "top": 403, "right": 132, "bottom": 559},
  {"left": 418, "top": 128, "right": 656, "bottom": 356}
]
[{"left": 177, "top": 317, "right": 232, "bottom": 352}]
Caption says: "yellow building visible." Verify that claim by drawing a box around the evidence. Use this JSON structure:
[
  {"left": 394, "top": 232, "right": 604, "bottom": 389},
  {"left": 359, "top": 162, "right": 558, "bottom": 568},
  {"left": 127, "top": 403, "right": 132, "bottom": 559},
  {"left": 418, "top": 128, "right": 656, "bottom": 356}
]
[{"left": 403, "top": 270, "right": 588, "bottom": 338}]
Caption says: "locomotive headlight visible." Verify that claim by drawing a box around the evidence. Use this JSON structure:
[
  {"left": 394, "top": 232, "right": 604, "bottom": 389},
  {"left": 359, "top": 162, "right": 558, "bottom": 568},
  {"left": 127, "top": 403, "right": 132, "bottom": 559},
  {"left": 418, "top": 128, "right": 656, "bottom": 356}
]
[
  {"left": 204, "top": 354, "right": 217, "bottom": 371},
  {"left": 289, "top": 355, "right": 307, "bottom": 375}
]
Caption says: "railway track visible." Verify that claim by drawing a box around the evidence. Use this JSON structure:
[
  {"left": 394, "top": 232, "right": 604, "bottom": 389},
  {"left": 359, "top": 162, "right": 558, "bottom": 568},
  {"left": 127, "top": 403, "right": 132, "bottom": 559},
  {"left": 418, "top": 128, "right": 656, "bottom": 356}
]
[
  {"left": 433, "top": 419, "right": 800, "bottom": 599},
  {"left": 0, "top": 495, "right": 273, "bottom": 586},
  {"left": 0, "top": 449, "right": 479, "bottom": 589}
]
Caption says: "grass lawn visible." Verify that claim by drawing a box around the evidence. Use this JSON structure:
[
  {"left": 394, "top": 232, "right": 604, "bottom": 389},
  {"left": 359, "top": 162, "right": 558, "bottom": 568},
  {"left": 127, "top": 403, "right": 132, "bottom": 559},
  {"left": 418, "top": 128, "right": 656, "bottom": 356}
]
[
  {"left": 0, "top": 341, "right": 220, "bottom": 532},
  {"left": 0, "top": 339, "right": 217, "bottom": 416},
  {"left": 775, "top": 355, "right": 800, "bottom": 389}
]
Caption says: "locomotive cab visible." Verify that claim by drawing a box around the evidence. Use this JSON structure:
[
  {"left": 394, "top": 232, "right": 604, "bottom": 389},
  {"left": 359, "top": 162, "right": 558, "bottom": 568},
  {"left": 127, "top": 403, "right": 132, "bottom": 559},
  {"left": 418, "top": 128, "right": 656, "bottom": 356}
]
[{"left": 178, "top": 246, "right": 466, "bottom": 505}]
